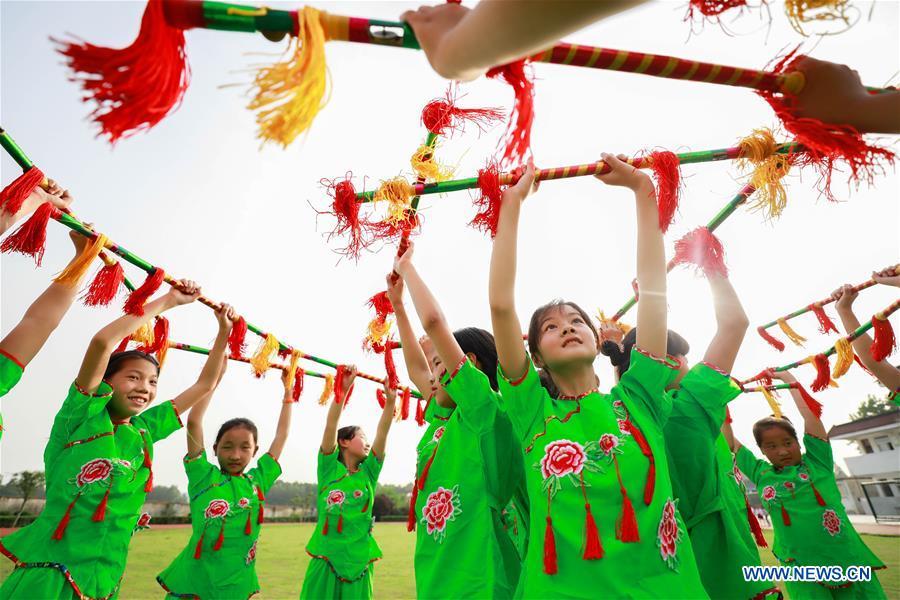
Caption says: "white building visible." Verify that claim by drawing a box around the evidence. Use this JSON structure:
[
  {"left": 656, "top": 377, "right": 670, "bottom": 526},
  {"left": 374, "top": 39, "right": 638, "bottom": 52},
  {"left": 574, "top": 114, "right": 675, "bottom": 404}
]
[{"left": 829, "top": 409, "right": 900, "bottom": 520}]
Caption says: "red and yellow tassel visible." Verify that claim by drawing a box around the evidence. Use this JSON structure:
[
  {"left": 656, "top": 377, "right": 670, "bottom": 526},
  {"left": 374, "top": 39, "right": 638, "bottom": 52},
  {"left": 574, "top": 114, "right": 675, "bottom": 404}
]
[{"left": 54, "top": 233, "right": 108, "bottom": 287}]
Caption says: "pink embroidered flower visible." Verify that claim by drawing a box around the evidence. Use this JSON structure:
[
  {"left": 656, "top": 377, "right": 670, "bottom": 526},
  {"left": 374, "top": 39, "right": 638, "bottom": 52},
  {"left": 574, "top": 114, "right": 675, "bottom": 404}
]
[
  {"left": 822, "top": 509, "right": 841, "bottom": 536},
  {"left": 784, "top": 481, "right": 795, "bottom": 491},
  {"left": 353, "top": 490, "right": 363, "bottom": 499},
  {"left": 617, "top": 419, "right": 630, "bottom": 435},
  {"left": 204, "top": 499, "right": 230, "bottom": 519},
  {"left": 77, "top": 458, "right": 113, "bottom": 487},
  {"left": 732, "top": 462, "right": 743, "bottom": 483},
  {"left": 421, "top": 485, "right": 461, "bottom": 542},
  {"left": 657, "top": 498, "right": 682, "bottom": 569},
  {"left": 245, "top": 540, "right": 257, "bottom": 565},
  {"left": 327, "top": 490, "right": 346, "bottom": 507},
  {"left": 539, "top": 440, "right": 586, "bottom": 479},
  {"left": 799, "top": 473, "right": 810, "bottom": 481},
  {"left": 613, "top": 400, "right": 624, "bottom": 408},
  {"left": 238, "top": 497, "right": 251, "bottom": 509},
  {"left": 137, "top": 512, "right": 152, "bottom": 528},
  {"left": 598, "top": 433, "right": 620, "bottom": 455},
  {"left": 432, "top": 427, "right": 445, "bottom": 443},
  {"left": 762, "top": 486, "right": 777, "bottom": 502}
]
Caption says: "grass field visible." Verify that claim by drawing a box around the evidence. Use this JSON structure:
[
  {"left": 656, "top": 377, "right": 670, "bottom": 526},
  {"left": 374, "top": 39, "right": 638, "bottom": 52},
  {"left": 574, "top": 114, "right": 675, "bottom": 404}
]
[{"left": 0, "top": 523, "right": 897, "bottom": 598}]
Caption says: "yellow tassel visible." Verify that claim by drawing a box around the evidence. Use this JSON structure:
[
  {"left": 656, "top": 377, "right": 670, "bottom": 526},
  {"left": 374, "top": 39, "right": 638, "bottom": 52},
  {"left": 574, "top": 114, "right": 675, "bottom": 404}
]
[
  {"left": 777, "top": 318, "right": 807, "bottom": 346},
  {"left": 318, "top": 374, "right": 334, "bottom": 406},
  {"left": 248, "top": 6, "right": 330, "bottom": 147},
  {"left": 54, "top": 234, "right": 108, "bottom": 287},
  {"left": 410, "top": 144, "right": 452, "bottom": 182},
  {"left": 373, "top": 178, "right": 416, "bottom": 225},
  {"left": 250, "top": 333, "right": 280, "bottom": 377},
  {"left": 738, "top": 128, "right": 792, "bottom": 220},
  {"left": 285, "top": 349, "right": 302, "bottom": 394},
  {"left": 156, "top": 342, "right": 169, "bottom": 371},
  {"left": 828, "top": 378, "right": 840, "bottom": 388},
  {"left": 366, "top": 317, "right": 393, "bottom": 348},
  {"left": 760, "top": 387, "right": 783, "bottom": 419},
  {"left": 131, "top": 321, "right": 155, "bottom": 347},
  {"left": 596, "top": 310, "right": 632, "bottom": 336},
  {"left": 832, "top": 338, "right": 855, "bottom": 379},
  {"left": 784, "top": 0, "right": 852, "bottom": 35}
]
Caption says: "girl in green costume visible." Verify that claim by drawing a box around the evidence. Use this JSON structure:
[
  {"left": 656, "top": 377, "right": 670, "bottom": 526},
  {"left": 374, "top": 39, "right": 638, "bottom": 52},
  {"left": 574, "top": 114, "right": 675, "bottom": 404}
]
[
  {"left": 300, "top": 366, "right": 397, "bottom": 600},
  {"left": 726, "top": 371, "right": 888, "bottom": 599},
  {"left": 389, "top": 241, "right": 527, "bottom": 599},
  {"left": 488, "top": 158, "right": 707, "bottom": 598},
  {"left": 157, "top": 306, "right": 295, "bottom": 599},
  {"left": 1, "top": 280, "right": 231, "bottom": 600},
  {"left": 604, "top": 263, "right": 779, "bottom": 599}
]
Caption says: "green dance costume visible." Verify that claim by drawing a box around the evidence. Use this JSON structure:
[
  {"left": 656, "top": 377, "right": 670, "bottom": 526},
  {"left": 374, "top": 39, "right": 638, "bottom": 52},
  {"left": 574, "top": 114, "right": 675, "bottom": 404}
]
[
  {"left": 156, "top": 451, "right": 282, "bottom": 598},
  {"left": 737, "top": 434, "right": 887, "bottom": 599},
  {"left": 0, "top": 350, "right": 26, "bottom": 441},
  {"left": 0, "top": 381, "right": 182, "bottom": 599}
]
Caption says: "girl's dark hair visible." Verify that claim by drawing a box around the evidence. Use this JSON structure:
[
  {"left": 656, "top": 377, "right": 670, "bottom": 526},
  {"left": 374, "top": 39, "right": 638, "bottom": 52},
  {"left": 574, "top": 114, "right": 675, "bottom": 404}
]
[
  {"left": 214, "top": 418, "right": 259, "bottom": 447},
  {"left": 337, "top": 425, "right": 362, "bottom": 464},
  {"left": 453, "top": 327, "right": 499, "bottom": 391},
  {"left": 527, "top": 300, "right": 599, "bottom": 398},
  {"left": 752, "top": 416, "right": 798, "bottom": 446},
  {"left": 103, "top": 350, "right": 160, "bottom": 380},
  {"left": 600, "top": 327, "right": 690, "bottom": 379}
]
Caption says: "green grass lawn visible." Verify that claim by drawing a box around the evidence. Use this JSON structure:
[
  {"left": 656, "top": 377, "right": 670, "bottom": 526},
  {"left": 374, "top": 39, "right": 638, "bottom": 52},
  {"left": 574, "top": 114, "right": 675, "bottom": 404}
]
[{"left": 0, "top": 524, "right": 896, "bottom": 598}]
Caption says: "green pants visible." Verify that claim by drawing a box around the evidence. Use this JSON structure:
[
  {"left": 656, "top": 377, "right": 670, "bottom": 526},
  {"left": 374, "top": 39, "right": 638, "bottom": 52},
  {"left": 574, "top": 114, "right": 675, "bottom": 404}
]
[
  {"left": 299, "top": 557, "right": 374, "bottom": 600},
  {"left": 0, "top": 567, "right": 90, "bottom": 600},
  {"left": 784, "top": 572, "right": 886, "bottom": 600}
]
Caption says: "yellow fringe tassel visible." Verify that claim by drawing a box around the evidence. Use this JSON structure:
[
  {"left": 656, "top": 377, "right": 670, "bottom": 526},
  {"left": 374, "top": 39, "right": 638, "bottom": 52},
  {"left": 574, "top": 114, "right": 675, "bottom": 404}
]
[
  {"left": 410, "top": 144, "right": 452, "bottom": 182},
  {"left": 157, "top": 341, "right": 169, "bottom": 371},
  {"left": 373, "top": 178, "right": 416, "bottom": 225},
  {"left": 248, "top": 6, "right": 330, "bottom": 147},
  {"left": 738, "top": 128, "right": 792, "bottom": 220},
  {"left": 784, "top": 0, "right": 852, "bottom": 35},
  {"left": 54, "top": 234, "right": 108, "bottom": 287},
  {"left": 777, "top": 318, "right": 807, "bottom": 346},
  {"left": 318, "top": 374, "right": 334, "bottom": 406},
  {"left": 250, "top": 333, "right": 280, "bottom": 377},
  {"left": 131, "top": 321, "right": 155, "bottom": 347},
  {"left": 366, "top": 317, "right": 393, "bottom": 348},
  {"left": 760, "top": 387, "right": 784, "bottom": 419},
  {"left": 285, "top": 349, "right": 302, "bottom": 394},
  {"left": 596, "top": 310, "right": 632, "bottom": 336},
  {"left": 832, "top": 337, "right": 855, "bottom": 379}
]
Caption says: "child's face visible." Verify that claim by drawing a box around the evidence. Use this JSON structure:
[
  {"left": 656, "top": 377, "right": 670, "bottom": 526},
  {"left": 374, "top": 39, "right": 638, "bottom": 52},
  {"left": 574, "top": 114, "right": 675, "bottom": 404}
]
[
  {"left": 214, "top": 427, "right": 258, "bottom": 475},
  {"left": 340, "top": 430, "right": 371, "bottom": 463},
  {"left": 535, "top": 306, "right": 599, "bottom": 370},
  {"left": 418, "top": 336, "right": 456, "bottom": 409},
  {"left": 759, "top": 427, "right": 802, "bottom": 468},
  {"left": 107, "top": 358, "right": 158, "bottom": 419}
]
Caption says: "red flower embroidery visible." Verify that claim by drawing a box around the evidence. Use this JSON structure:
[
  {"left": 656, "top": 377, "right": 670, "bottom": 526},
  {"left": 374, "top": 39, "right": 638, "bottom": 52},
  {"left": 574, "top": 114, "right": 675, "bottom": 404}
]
[
  {"left": 598, "top": 433, "right": 620, "bottom": 455},
  {"left": 799, "top": 473, "right": 810, "bottom": 481},
  {"left": 421, "top": 485, "right": 462, "bottom": 542},
  {"left": 822, "top": 509, "right": 841, "bottom": 536},
  {"left": 539, "top": 439, "right": 586, "bottom": 479},
  {"left": 137, "top": 513, "right": 151, "bottom": 528},
  {"left": 238, "top": 497, "right": 251, "bottom": 509},
  {"left": 762, "top": 486, "right": 777, "bottom": 501},
  {"left": 353, "top": 490, "right": 363, "bottom": 499},
  {"left": 76, "top": 458, "right": 113, "bottom": 487},
  {"left": 432, "top": 427, "right": 445, "bottom": 443},
  {"left": 732, "top": 462, "right": 743, "bottom": 483},
  {"left": 204, "top": 499, "right": 230, "bottom": 519},
  {"left": 327, "top": 490, "right": 346, "bottom": 507},
  {"left": 617, "top": 419, "right": 630, "bottom": 435},
  {"left": 657, "top": 498, "right": 683, "bottom": 570},
  {"left": 245, "top": 540, "right": 257, "bottom": 565},
  {"left": 784, "top": 481, "right": 795, "bottom": 491},
  {"left": 613, "top": 400, "right": 624, "bottom": 408}
]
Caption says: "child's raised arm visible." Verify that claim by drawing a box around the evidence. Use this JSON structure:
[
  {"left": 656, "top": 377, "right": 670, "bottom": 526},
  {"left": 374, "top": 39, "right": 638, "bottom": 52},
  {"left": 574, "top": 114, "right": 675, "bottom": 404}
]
[
  {"left": 385, "top": 272, "right": 433, "bottom": 397},
  {"left": 267, "top": 367, "right": 297, "bottom": 461},
  {"left": 321, "top": 365, "right": 356, "bottom": 454},
  {"left": 702, "top": 274, "right": 750, "bottom": 373},
  {"left": 76, "top": 279, "right": 201, "bottom": 395},
  {"left": 769, "top": 369, "right": 827, "bottom": 439},
  {"left": 0, "top": 178, "right": 72, "bottom": 236},
  {"left": 186, "top": 305, "right": 234, "bottom": 457},
  {"left": 371, "top": 381, "right": 397, "bottom": 460},
  {"left": 721, "top": 417, "right": 742, "bottom": 453},
  {"left": 171, "top": 303, "right": 233, "bottom": 415}
]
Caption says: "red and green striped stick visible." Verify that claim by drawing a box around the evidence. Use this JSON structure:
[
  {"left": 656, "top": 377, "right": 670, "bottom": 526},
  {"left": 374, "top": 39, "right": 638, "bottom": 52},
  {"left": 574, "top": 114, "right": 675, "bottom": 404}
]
[
  {"left": 742, "top": 383, "right": 794, "bottom": 393},
  {"left": 354, "top": 144, "right": 797, "bottom": 202}
]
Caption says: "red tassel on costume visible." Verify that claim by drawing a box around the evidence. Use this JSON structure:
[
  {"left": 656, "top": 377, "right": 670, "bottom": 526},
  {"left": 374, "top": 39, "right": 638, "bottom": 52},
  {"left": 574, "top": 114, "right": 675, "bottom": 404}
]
[
  {"left": 415, "top": 397, "right": 426, "bottom": 427},
  {"left": 54, "top": 0, "right": 190, "bottom": 144},
  {"left": 293, "top": 367, "right": 305, "bottom": 402},
  {"left": 337, "top": 513, "right": 344, "bottom": 534},
  {"left": 745, "top": 497, "right": 768, "bottom": 547},
  {"left": 794, "top": 383, "right": 823, "bottom": 418},
  {"left": 83, "top": 261, "right": 126, "bottom": 307},
  {"left": 616, "top": 492, "right": 640, "bottom": 542},
  {"left": 142, "top": 440, "right": 154, "bottom": 493},
  {"left": 194, "top": 532, "right": 204, "bottom": 558},
  {"left": 871, "top": 315, "right": 896, "bottom": 362},
  {"left": 400, "top": 387, "right": 412, "bottom": 420},
  {"left": 470, "top": 162, "right": 503, "bottom": 238},
  {"left": 321, "top": 176, "right": 368, "bottom": 259},
  {"left": 418, "top": 446, "right": 439, "bottom": 491},
  {"left": 245, "top": 511, "right": 252, "bottom": 535},
  {"left": 543, "top": 516, "right": 558, "bottom": 575},
  {"left": 322, "top": 514, "right": 329, "bottom": 535},
  {"left": 486, "top": 60, "right": 534, "bottom": 168},
  {"left": 780, "top": 504, "right": 791, "bottom": 526},
  {"left": 376, "top": 388, "right": 387, "bottom": 409},
  {"left": 144, "top": 470, "right": 153, "bottom": 493},
  {"left": 0, "top": 201, "right": 60, "bottom": 265},
  {"left": 52, "top": 494, "right": 80, "bottom": 541},
  {"left": 672, "top": 227, "right": 728, "bottom": 278},
  {"left": 625, "top": 420, "right": 655, "bottom": 505},
  {"left": 0, "top": 166, "right": 44, "bottom": 216},
  {"left": 809, "top": 304, "right": 838, "bottom": 335},
  {"left": 92, "top": 487, "right": 111, "bottom": 522},
  {"left": 757, "top": 326, "right": 785, "bottom": 352},
  {"left": 810, "top": 353, "right": 831, "bottom": 392},
  {"left": 228, "top": 316, "right": 248, "bottom": 359},
  {"left": 647, "top": 150, "right": 682, "bottom": 233},
  {"left": 583, "top": 503, "right": 604, "bottom": 559},
  {"left": 362, "top": 496, "right": 369, "bottom": 512},
  {"left": 421, "top": 87, "right": 504, "bottom": 136},
  {"left": 213, "top": 521, "right": 225, "bottom": 551},
  {"left": 114, "top": 337, "right": 129, "bottom": 354},
  {"left": 256, "top": 485, "right": 265, "bottom": 524},
  {"left": 407, "top": 486, "right": 419, "bottom": 532},
  {"left": 811, "top": 482, "right": 826, "bottom": 506},
  {"left": 725, "top": 406, "right": 733, "bottom": 424},
  {"left": 124, "top": 268, "right": 165, "bottom": 316}
]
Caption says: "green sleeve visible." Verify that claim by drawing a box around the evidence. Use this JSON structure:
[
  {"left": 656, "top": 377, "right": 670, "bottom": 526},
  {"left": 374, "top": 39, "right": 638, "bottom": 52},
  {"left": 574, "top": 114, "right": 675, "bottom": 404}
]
[
  {"left": 361, "top": 451, "right": 384, "bottom": 487},
  {"left": 248, "top": 452, "right": 283, "bottom": 494},
  {"left": 671, "top": 363, "right": 742, "bottom": 438},
  {"left": 497, "top": 354, "right": 550, "bottom": 443},
  {"left": 131, "top": 400, "right": 183, "bottom": 443},
  {"left": 0, "top": 350, "right": 24, "bottom": 398},
  {"left": 184, "top": 451, "right": 218, "bottom": 498},
  {"left": 735, "top": 446, "right": 766, "bottom": 485},
  {"left": 889, "top": 388, "right": 899, "bottom": 407},
  {"left": 615, "top": 348, "right": 680, "bottom": 428},
  {"left": 441, "top": 358, "right": 498, "bottom": 434},
  {"left": 317, "top": 448, "right": 341, "bottom": 485},
  {"left": 802, "top": 433, "right": 834, "bottom": 472},
  {"left": 46, "top": 381, "right": 114, "bottom": 464}
]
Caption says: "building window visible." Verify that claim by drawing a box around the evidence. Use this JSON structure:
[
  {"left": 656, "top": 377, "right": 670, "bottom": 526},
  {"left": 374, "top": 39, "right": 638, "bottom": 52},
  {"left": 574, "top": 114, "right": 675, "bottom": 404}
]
[
  {"left": 873, "top": 436, "right": 894, "bottom": 452},
  {"left": 859, "top": 439, "right": 874, "bottom": 454},
  {"left": 882, "top": 484, "right": 895, "bottom": 497}
]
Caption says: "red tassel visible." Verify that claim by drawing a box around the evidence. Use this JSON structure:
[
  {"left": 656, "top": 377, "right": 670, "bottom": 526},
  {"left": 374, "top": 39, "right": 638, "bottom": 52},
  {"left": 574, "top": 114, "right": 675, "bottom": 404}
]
[
  {"left": 384, "top": 341, "right": 400, "bottom": 390},
  {"left": 54, "top": 0, "right": 190, "bottom": 144},
  {"left": 368, "top": 291, "right": 394, "bottom": 321},
  {"left": 213, "top": 521, "right": 225, "bottom": 550},
  {"left": 144, "top": 470, "right": 153, "bottom": 493},
  {"left": 407, "top": 486, "right": 419, "bottom": 532},
  {"left": 256, "top": 485, "right": 265, "bottom": 525},
  {"left": 583, "top": 503, "right": 604, "bottom": 559},
  {"left": 0, "top": 166, "right": 45, "bottom": 216},
  {"left": 418, "top": 446, "right": 439, "bottom": 491},
  {"left": 228, "top": 317, "right": 248, "bottom": 359},
  {"left": 293, "top": 367, "right": 305, "bottom": 402},
  {"left": 245, "top": 511, "right": 252, "bottom": 535},
  {"left": 745, "top": 497, "right": 768, "bottom": 547},
  {"left": 114, "top": 337, "right": 129, "bottom": 354},
  {"left": 748, "top": 369, "right": 774, "bottom": 386},
  {"left": 366, "top": 211, "right": 418, "bottom": 246},
  {"left": 193, "top": 532, "right": 204, "bottom": 559},
  {"left": 486, "top": 60, "right": 534, "bottom": 168},
  {"left": 52, "top": 494, "right": 79, "bottom": 541},
  {"left": 334, "top": 365, "right": 346, "bottom": 403},
  {"left": 321, "top": 176, "right": 368, "bottom": 259},
  {"left": 124, "top": 268, "right": 165, "bottom": 316},
  {"left": 780, "top": 503, "right": 791, "bottom": 526},
  {"left": 92, "top": 487, "right": 111, "bottom": 522},
  {"left": 362, "top": 496, "right": 369, "bottom": 513},
  {"left": 671, "top": 226, "right": 728, "bottom": 278},
  {"left": 794, "top": 383, "right": 823, "bottom": 418},
  {"left": 854, "top": 354, "right": 874, "bottom": 377},
  {"left": 757, "top": 326, "right": 785, "bottom": 352},
  {"left": 415, "top": 397, "right": 426, "bottom": 427},
  {"left": 686, "top": 0, "right": 747, "bottom": 19},
  {"left": 625, "top": 420, "right": 656, "bottom": 505},
  {"left": 809, "top": 304, "right": 839, "bottom": 335},
  {"left": 400, "top": 387, "right": 412, "bottom": 420},
  {"left": 811, "top": 482, "right": 826, "bottom": 506},
  {"left": 142, "top": 440, "right": 153, "bottom": 493},
  {"left": 810, "top": 353, "right": 831, "bottom": 392},
  {"left": 421, "top": 87, "right": 504, "bottom": 136},
  {"left": 138, "top": 317, "right": 169, "bottom": 355},
  {"left": 470, "top": 162, "right": 503, "bottom": 238},
  {"left": 376, "top": 388, "right": 387, "bottom": 409},
  {"left": 83, "top": 261, "right": 125, "bottom": 307},
  {"left": 725, "top": 406, "right": 733, "bottom": 424},
  {"left": 337, "top": 513, "right": 344, "bottom": 534},
  {"left": 871, "top": 315, "right": 896, "bottom": 362},
  {"left": 0, "top": 201, "right": 60, "bottom": 265},
  {"left": 543, "top": 515, "right": 558, "bottom": 575},
  {"left": 647, "top": 150, "right": 682, "bottom": 233},
  {"left": 616, "top": 492, "right": 640, "bottom": 542},
  {"left": 322, "top": 514, "right": 329, "bottom": 535}
]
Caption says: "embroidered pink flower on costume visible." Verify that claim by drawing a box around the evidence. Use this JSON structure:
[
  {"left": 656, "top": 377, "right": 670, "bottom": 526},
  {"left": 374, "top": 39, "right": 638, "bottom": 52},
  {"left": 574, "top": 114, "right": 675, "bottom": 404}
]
[
  {"left": 238, "top": 497, "right": 251, "bottom": 509},
  {"left": 657, "top": 498, "right": 683, "bottom": 570},
  {"left": 421, "top": 485, "right": 462, "bottom": 542},
  {"left": 822, "top": 509, "right": 841, "bottom": 536},
  {"left": 77, "top": 458, "right": 113, "bottom": 487},
  {"left": 732, "top": 462, "right": 743, "bottom": 483},
  {"left": 353, "top": 490, "right": 363, "bottom": 499},
  {"left": 783, "top": 482, "right": 795, "bottom": 491},
  {"left": 246, "top": 540, "right": 257, "bottom": 565},
  {"left": 204, "top": 499, "right": 230, "bottom": 519},
  {"left": 432, "top": 427, "right": 445, "bottom": 443},
  {"left": 540, "top": 440, "right": 586, "bottom": 479},
  {"left": 137, "top": 513, "right": 151, "bottom": 528},
  {"left": 613, "top": 400, "right": 624, "bottom": 408},
  {"left": 799, "top": 472, "right": 810, "bottom": 481},
  {"left": 762, "top": 486, "right": 777, "bottom": 502},
  {"left": 327, "top": 490, "right": 346, "bottom": 507},
  {"left": 598, "top": 433, "right": 620, "bottom": 455},
  {"left": 617, "top": 419, "right": 630, "bottom": 435}
]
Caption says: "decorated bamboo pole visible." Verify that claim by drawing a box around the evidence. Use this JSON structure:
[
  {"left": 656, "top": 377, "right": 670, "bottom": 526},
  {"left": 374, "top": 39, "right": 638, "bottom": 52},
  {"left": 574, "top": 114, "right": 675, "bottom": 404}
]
[
  {"left": 354, "top": 144, "right": 797, "bottom": 202},
  {"left": 392, "top": 130, "right": 438, "bottom": 277},
  {"left": 742, "top": 383, "right": 793, "bottom": 392}
]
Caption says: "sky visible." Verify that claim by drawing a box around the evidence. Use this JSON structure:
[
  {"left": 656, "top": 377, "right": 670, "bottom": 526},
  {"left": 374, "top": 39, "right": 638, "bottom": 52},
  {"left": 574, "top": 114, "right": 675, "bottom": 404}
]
[{"left": 1, "top": 1, "right": 898, "bottom": 490}]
